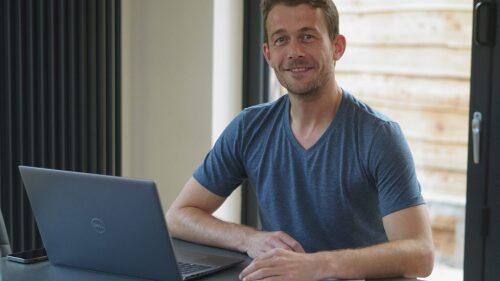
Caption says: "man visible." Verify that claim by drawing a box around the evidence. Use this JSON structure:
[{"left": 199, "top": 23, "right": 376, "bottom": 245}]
[{"left": 166, "top": 0, "right": 434, "bottom": 280}]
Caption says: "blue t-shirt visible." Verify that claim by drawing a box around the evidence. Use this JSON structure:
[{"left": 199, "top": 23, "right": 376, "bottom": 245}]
[{"left": 194, "top": 90, "right": 424, "bottom": 253}]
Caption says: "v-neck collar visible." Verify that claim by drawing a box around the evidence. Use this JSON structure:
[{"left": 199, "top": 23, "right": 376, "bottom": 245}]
[{"left": 283, "top": 90, "right": 346, "bottom": 155}]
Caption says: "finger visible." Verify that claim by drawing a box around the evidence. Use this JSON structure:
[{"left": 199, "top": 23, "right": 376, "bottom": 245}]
[
  {"left": 276, "top": 232, "right": 305, "bottom": 253},
  {"left": 239, "top": 260, "right": 281, "bottom": 281},
  {"left": 240, "top": 253, "right": 279, "bottom": 278},
  {"left": 252, "top": 248, "right": 290, "bottom": 265},
  {"left": 239, "top": 259, "right": 259, "bottom": 280},
  {"left": 268, "top": 238, "right": 296, "bottom": 252}
]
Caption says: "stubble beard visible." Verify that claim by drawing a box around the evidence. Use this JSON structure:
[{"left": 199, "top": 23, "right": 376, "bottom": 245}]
[{"left": 274, "top": 63, "right": 333, "bottom": 99}]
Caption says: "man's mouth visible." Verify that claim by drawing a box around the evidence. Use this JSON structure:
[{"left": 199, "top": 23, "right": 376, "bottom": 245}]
[{"left": 288, "top": 67, "right": 312, "bottom": 72}]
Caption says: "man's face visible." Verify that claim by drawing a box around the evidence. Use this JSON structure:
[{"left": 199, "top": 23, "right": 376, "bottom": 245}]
[{"left": 263, "top": 4, "right": 344, "bottom": 97}]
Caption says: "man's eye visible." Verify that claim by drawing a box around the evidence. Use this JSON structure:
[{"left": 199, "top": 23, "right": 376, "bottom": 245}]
[
  {"left": 303, "top": 34, "right": 314, "bottom": 41},
  {"left": 274, "top": 37, "right": 287, "bottom": 45}
]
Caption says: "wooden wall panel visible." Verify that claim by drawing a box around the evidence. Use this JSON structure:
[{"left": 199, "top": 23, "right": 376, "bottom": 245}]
[
  {"left": 334, "top": 0, "right": 471, "bottom": 264},
  {"left": 338, "top": 74, "right": 470, "bottom": 113},
  {"left": 340, "top": 45, "right": 471, "bottom": 78},
  {"left": 341, "top": 10, "right": 472, "bottom": 47},
  {"left": 335, "top": 0, "right": 471, "bottom": 192},
  {"left": 409, "top": 140, "right": 468, "bottom": 171},
  {"left": 336, "top": 0, "right": 471, "bottom": 11},
  {"left": 376, "top": 106, "right": 469, "bottom": 144},
  {"left": 418, "top": 167, "right": 467, "bottom": 197}
]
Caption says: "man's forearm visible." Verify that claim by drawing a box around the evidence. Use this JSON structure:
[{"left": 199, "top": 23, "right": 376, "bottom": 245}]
[
  {"left": 166, "top": 206, "right": 256, "bottom": 253},
  {"left": 314, "top": 238, "right": 434, "bottom": 279}
]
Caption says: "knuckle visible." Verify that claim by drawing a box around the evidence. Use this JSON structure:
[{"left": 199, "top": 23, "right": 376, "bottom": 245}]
[
  {"left": 271, "top": 247, "right": 285, "bottom": 255},
  {"left": 264, "top": 236, "right": 274, "bottom": 244}
]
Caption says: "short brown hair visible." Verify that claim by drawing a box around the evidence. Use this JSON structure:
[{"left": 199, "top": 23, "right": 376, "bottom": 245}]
[{"left": 261, "top": 0, "right": 339, "bottom": 43}]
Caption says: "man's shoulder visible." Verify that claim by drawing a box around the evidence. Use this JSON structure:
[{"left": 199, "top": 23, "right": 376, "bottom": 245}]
[
  {"left": 243, "top": 95, "right": 288, "bottom": 113},
  {"left": 340, "top": 90, "right": 404, "bottom": 145},
  {"left": 239, "top": 95, "right": 288, "bottom": 124},
  {"left": 343, "top": 90, "right": 393, "bottom": 124},
  {"left": 342, "top": 90, "right": 399, "bottom": 130}
]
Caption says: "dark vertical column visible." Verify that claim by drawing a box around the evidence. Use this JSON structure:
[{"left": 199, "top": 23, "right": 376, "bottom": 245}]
[
  {"left": 67, "top": 0, "right": 77, "bottom": 172},
  {"left": 78, "top": 0, "right": 89, "bottom": 173},
  {"left": 47, "top": 0, "right": 56, "bottom": 169},
  {"left": 107, "top": 0, "right": 116, "bottom": 176},
  {"left": 13, "top": 0, "right": 25, "bottom": 251},
  {"left": 96, "top": 0, "right": 107, "bottom": 174},
  {"left": 33, "top": 0, "right": 45, "bottom": 248},
  {"left": 87, "top": 0, "right": 97, "bottom": 174},
  {"left": 2, "top": 0, "right": 15, "bottom": 250},
  {"left": 483, "top": 4, "right": 500, "bottom": 281},
  {"left": 115, "top": 0, "right": 122, "bottom": 177},
  {"left": 0, "top": 0, "right": 121, "bottom": 252},
  {"left": 241, "top": 0, "right": 269, "bottom": 228},
  {"left": 465, "top": 1, "right": 496, "bottom": 281},
  {"left": 24, "top": 0, "right": 36, "bottom": 250},
  {"left": 56, "top": 0, "right": 66, "bottom": 170}
]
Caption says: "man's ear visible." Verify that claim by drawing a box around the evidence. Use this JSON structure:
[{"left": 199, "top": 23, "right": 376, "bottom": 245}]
[
  {"left": 262, "top": 43, "right": 272, "bottom": 65},
  {"left": 332, "top": 34, "right": 346, "bottom": 61}
]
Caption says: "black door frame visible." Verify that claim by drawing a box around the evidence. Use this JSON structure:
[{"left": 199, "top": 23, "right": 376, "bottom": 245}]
[
  {"left": 464, "top": 1, "right": 498, "bottom": 281},
  {"left": 241, "top": 0, "right": 269, "bottom": 227}
]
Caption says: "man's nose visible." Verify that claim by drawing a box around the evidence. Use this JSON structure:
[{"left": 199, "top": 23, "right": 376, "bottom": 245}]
[{"left": 287, "top": 40, "right": 305, "bottom": 59}]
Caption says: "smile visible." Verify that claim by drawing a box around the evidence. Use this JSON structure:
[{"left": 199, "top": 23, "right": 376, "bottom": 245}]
[{"left": 287, "top": 67, "right": 313, "bottom": 72}]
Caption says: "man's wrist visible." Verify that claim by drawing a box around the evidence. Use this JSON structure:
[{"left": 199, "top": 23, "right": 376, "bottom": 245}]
[
  {"left": 235, "top": 225, "right": 258, "bottom": 254},
  {"left": 312, "top": 251, "right": 341, "bottom": 280}
]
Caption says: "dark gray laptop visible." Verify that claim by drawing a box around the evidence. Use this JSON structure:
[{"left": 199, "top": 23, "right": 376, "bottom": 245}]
[{"left": 19, "top": 166, "right": 244, "bottom": 281}]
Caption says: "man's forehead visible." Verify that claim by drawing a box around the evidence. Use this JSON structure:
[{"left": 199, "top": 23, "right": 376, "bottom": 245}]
[{"left": 266, "top": 4, "right": 327, "bottom": 35}]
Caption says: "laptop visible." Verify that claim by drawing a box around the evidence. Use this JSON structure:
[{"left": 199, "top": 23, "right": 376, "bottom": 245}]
[{"left": 18, "top": 166, "right": 245, "bottom": 281}]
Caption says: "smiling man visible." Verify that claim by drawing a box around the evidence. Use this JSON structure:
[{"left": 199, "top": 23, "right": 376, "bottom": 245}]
[{"left": 166, "top": 1, "right": 434, "bottom": 280}]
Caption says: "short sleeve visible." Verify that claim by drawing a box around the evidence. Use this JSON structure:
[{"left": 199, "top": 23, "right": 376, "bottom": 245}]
[
  {"left": 193, "top": 112, "right": 247, "bottom": 197},
  {"left": 367, "top": 122, "right": 425, "bottom": 216}
]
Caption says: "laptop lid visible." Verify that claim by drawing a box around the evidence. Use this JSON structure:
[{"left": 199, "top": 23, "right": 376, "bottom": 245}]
[{"left": 18, "top": 166, "right": 243, "bottom": 281}]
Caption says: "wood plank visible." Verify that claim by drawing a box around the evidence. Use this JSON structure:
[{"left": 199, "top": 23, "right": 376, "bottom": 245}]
[
  {"left": 337, "top": 67, "right": 470, "bottom": 81},
  {"left": 351, "top": 96, "right": 469, "bottom": 115},
  {"left": 335, "top": 0, "right": 472, "bottom": 12},
  {"left": 416, "top": 167, "right": 466, "bottom": 197},
  {"left": 371, "top": 106, "right": 469, "bottom": 144},
  {"left": 408, "top": 140, "right": 468, "bottom": 172},
  {"left": 338, "top": 73, "right": 470, "bottom": 113},
  {"left": 337, "top": 45, "right": 471, "bottom": 79},
  {"left": 336, "top": 6, "right": 472, "bottom": 47}
]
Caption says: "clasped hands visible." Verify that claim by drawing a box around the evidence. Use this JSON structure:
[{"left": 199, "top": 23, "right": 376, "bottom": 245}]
[{"left": 239, "top": 231, "right": 324, "bottom": 281}]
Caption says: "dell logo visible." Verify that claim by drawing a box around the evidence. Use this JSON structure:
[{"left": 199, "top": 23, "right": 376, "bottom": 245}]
[{"left": 90, "top": 218, "right": 106, "bottom": 234}]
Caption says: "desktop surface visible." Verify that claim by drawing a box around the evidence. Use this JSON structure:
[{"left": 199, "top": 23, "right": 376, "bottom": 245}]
[{"left": 0, "top": 239, "right": 420, "bottom": 281}]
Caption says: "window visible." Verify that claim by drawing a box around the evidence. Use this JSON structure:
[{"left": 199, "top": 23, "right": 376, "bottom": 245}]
[{"left": 268, "top": 1, "right": 472, "bottom": 279}]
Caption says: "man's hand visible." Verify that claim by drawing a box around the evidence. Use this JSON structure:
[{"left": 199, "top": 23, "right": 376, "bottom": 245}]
[
  {"left": 239, "top": 248, "right": 321, "bottom": 281},
  {"left": 244, "top": 230, "right": 305, "bottom": 258}
]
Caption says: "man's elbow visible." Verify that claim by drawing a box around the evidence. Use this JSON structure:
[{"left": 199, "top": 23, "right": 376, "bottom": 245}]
[
  {"left": 406, "top": 240, "right": 435, "bottom": 278},
  {"left": 165, "top": 207, "right": 182, "bottom": 235},
  {"left": 418, "top": 243, "right": 435, "bottom": 277}
]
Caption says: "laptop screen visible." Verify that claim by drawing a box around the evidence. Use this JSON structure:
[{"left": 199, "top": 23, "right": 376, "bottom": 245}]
[{"left": 19, "top": 166, "right": 182, "bottom": 281}]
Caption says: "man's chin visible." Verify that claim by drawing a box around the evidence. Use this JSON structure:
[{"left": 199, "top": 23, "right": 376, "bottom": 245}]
[{"left": 286, "top": 87, "right": 319, "bottom": 98}]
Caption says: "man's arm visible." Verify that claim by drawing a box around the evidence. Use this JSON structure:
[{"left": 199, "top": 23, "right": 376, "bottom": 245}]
[
  {"left": 166, "top": 177, "right": 304, "bottom": 258},
  {"left": 239, "top": 204, "right": 434, "bottom": 281}
]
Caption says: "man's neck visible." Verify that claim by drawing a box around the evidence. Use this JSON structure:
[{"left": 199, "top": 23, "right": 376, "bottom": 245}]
[
  {"left": 288, "top": 81, "right": 343, "bottom": 149},
  {"left": 289, "top": 82, "right": 342, "bottom": 127}
]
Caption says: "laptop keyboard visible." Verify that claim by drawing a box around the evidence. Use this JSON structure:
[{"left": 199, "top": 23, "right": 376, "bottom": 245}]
[{"left": 178, "top": 261, "right": 211, "bottom": 275}]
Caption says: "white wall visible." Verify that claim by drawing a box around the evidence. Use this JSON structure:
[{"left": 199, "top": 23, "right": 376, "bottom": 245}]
[
  {"left": 212, "top": 0, "right": 244, "bottom": 223},
  {"left": 121, "top": 0, "right": 213, "bottom": 209},
  {"left": 121, "top": 0, "right": 243, "bottom": 222}
]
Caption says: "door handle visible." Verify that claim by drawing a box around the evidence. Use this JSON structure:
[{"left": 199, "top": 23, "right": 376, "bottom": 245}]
[
  {"left": 474, "top": 1, "right": 496, "bottom": 46},
  {"left": 472, "top": 112, "right": 482, "bottom": 164}
]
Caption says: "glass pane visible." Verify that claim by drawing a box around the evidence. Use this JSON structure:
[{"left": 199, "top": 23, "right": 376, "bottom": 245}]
[{"left": 268, "top": 1, "right": 472, "bottom": 280}]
